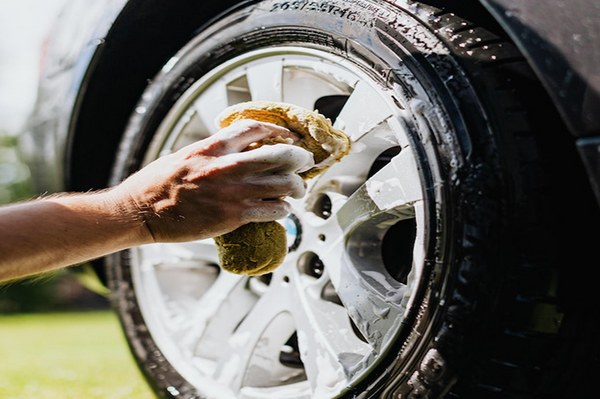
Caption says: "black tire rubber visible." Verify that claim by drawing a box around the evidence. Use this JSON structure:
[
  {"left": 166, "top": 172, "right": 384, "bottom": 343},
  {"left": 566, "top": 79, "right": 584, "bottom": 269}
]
[{"left": 107, "top": 1, "right": 599, "bottom": 398}]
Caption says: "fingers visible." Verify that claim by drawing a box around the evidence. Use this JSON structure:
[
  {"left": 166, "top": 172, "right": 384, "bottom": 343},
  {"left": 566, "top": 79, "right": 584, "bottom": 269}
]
[
  {"left": 243, "top": 173, "right": 307, "bottom": 200},
  {"left": 205, "top": 120, "right": 299, "bottom": 154},
  {"left": 242, "top": 199, "right": 292, "bottom": 223},
  {"left": 222, "top": 143, "right": 315, "bottom": 175},
  {"left": 145, "top": 124, "right": 315, "bottom": 236}
]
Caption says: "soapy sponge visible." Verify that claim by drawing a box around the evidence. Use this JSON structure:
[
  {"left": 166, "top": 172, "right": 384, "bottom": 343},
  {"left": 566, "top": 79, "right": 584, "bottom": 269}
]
[{"left": 214, "top": 101, "right": 350, "bottom": 275}]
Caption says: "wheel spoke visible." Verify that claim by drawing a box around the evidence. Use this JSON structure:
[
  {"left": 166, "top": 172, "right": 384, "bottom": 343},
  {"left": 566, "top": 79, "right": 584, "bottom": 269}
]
[
  {"left": 246, "top": 60, "right": 284, "bottom": 102},
  {"left": 319, "top": 149, "right": 421, "bottom": 354},
  {"left": 310, "top": 119, "right": 403, "bottom": 197},
  {"left": 134, "top": 242, "right": 221, "bottom": 333},
  {"left": 290, "top": 276, "right": 372, "bottom": 391},
  {"left": 169, "top": 111, "right": 211, "bottom": 152},
  {"left": 138, "top": 240, "right": 219, "bottom": 267},
  {"left": 181, "top": 272, "right": 249, "bottom": 357},
  {"left": 212, "top": 281, "right": 293, "bottom": 391},
  {"left": 335, "top": 256, "right": 408, "bottom": 352},
  {"left": 334, "top": 80, "right": 393, "bottom": 141},
  {"left": 337, "top": 148, "right": 422, "bottom": 234},
  {"left": 312, "top": 240, "right": 408, "bottom": 354},
  {"left": 364, "top": 147, "right": 422, "bottom": 212},
  {"left": 282, "top": 65, "right": 349, "bottom": 110},
  {"left": 193, "top": 79, "right": 229, "bottom": 134}
]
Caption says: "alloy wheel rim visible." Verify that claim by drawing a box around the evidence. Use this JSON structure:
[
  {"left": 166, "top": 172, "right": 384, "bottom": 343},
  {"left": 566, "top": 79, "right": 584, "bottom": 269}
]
[{"left": 130, "top": 47, "right": 429, "bottom": 398}]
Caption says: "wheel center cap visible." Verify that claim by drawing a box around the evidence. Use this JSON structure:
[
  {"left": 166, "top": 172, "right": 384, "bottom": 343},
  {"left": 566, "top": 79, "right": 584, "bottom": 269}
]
[{"left": 281, "top": 214, "right": 302, "bottom": 252}]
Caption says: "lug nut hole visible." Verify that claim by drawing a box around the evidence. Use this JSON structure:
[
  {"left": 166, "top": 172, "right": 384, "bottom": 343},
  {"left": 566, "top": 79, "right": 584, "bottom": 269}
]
[
  {"left": 311, "top": 194, "right": 332, "bottom": 220},
  {"left": 297, "top": 252, "right": 325, "bottom": 279}
]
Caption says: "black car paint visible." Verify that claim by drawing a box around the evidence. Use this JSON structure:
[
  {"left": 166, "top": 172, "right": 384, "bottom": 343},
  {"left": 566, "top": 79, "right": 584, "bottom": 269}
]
[
  {"left": 479, "top": 0, "right": 600, "bottom": 204},
  {"left": 480, "top": 0, "right": 600, "bottom": 138}
]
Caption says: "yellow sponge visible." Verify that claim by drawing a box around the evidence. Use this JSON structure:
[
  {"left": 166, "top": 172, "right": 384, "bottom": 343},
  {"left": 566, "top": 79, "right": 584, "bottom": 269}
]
[{"left": 214, "top": 101, "right": 350, "bottom": 276}]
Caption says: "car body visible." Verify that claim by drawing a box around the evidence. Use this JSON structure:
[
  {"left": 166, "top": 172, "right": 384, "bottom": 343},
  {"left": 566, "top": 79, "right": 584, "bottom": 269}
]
[
  {"left": 20, "top": 1, "right": 599, "bottom": 398},
  {"left": 21, "top": 0, "right": 600, "bottom": 201}
]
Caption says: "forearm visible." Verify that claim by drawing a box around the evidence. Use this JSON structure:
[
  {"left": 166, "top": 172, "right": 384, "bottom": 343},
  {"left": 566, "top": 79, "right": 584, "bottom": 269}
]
[
  {"left": 0, "top": 121, "right": 312, "bottom": 282},
  {"left": 0, "top": 191, "right": 151, "bottom": 282}
]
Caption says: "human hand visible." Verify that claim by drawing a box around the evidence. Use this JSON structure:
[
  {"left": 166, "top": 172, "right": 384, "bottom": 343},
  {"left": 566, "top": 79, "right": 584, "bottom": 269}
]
[{"left": 110, "top": 120, "right": 314, "bottom": 243}]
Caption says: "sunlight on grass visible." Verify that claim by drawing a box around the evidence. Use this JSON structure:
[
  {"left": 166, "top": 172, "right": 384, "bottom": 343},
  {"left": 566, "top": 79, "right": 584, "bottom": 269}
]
[{"left": 0, "top": 311, "right": 155, "bottom": 399}]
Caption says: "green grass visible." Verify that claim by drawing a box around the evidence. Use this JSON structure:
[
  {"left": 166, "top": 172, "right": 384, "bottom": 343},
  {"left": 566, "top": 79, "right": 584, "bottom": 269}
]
[{"left": 0, "top": 311, "right": 156, "bottom": 399}]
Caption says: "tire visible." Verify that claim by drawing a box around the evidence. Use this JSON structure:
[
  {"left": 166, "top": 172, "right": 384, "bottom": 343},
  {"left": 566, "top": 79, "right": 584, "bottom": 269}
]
[{"left": 107, "top": 1, "right": 598, "bottom": 398}]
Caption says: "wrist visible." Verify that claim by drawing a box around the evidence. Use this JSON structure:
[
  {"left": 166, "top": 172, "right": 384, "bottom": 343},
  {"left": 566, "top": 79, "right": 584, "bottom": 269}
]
[{"left": 98, "top": 188, "right": 155, "bottom": 246}]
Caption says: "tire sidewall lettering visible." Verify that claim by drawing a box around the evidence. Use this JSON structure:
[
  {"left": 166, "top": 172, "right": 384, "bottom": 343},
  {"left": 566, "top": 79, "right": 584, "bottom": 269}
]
[{"left": 267, "top": 0, "right": 372, "bottom": 26}]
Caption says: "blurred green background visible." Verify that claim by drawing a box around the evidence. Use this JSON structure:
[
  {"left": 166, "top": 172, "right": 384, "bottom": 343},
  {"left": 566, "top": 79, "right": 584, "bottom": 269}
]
[
  {"left": 0, "top": 0, "right": 110, "bottom": 315},
  {"left": 0, "top": 1, "right": 155, "bottom": 397},
  {"left": 0, "top": 129, "right": 109, "bottom": 314},
  {"left": 0, "top": 312, "right": 154, "bottom": 399},
  {"left": 0, "top": 131, "right": 154, "bottom": 398}
]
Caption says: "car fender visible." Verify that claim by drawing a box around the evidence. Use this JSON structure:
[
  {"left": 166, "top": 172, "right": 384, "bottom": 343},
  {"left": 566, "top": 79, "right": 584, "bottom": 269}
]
[
  {"left": 479, "top": 0, "right": 600, "bottom": 204},
  {"left": 23, "top": 0, "right": 247, "bottom": 194},
  {"left": 20, "top": 0, "right": 128, "bottom": 193}
]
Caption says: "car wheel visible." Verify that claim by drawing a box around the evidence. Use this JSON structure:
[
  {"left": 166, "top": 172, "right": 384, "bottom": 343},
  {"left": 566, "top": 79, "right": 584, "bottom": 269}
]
[{"left": 107, "top": 1, "right": 593, "bottom": 398}]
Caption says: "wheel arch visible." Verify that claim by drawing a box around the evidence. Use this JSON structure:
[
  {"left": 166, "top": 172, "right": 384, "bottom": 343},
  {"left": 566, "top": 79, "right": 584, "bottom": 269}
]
[{"left": 65, "top": 0, "right": 247, "bottom": 192}]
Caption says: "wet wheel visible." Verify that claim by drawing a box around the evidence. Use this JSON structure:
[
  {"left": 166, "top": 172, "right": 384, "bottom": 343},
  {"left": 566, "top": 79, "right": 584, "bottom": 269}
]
[{"left": 107, "top": 1, "right": 595, "bottom": 398}]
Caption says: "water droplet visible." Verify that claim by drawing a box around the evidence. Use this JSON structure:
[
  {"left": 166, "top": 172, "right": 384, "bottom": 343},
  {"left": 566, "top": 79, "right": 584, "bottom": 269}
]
[{"left": 373, "top": 305, "right": 391, "bottom": 319}]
